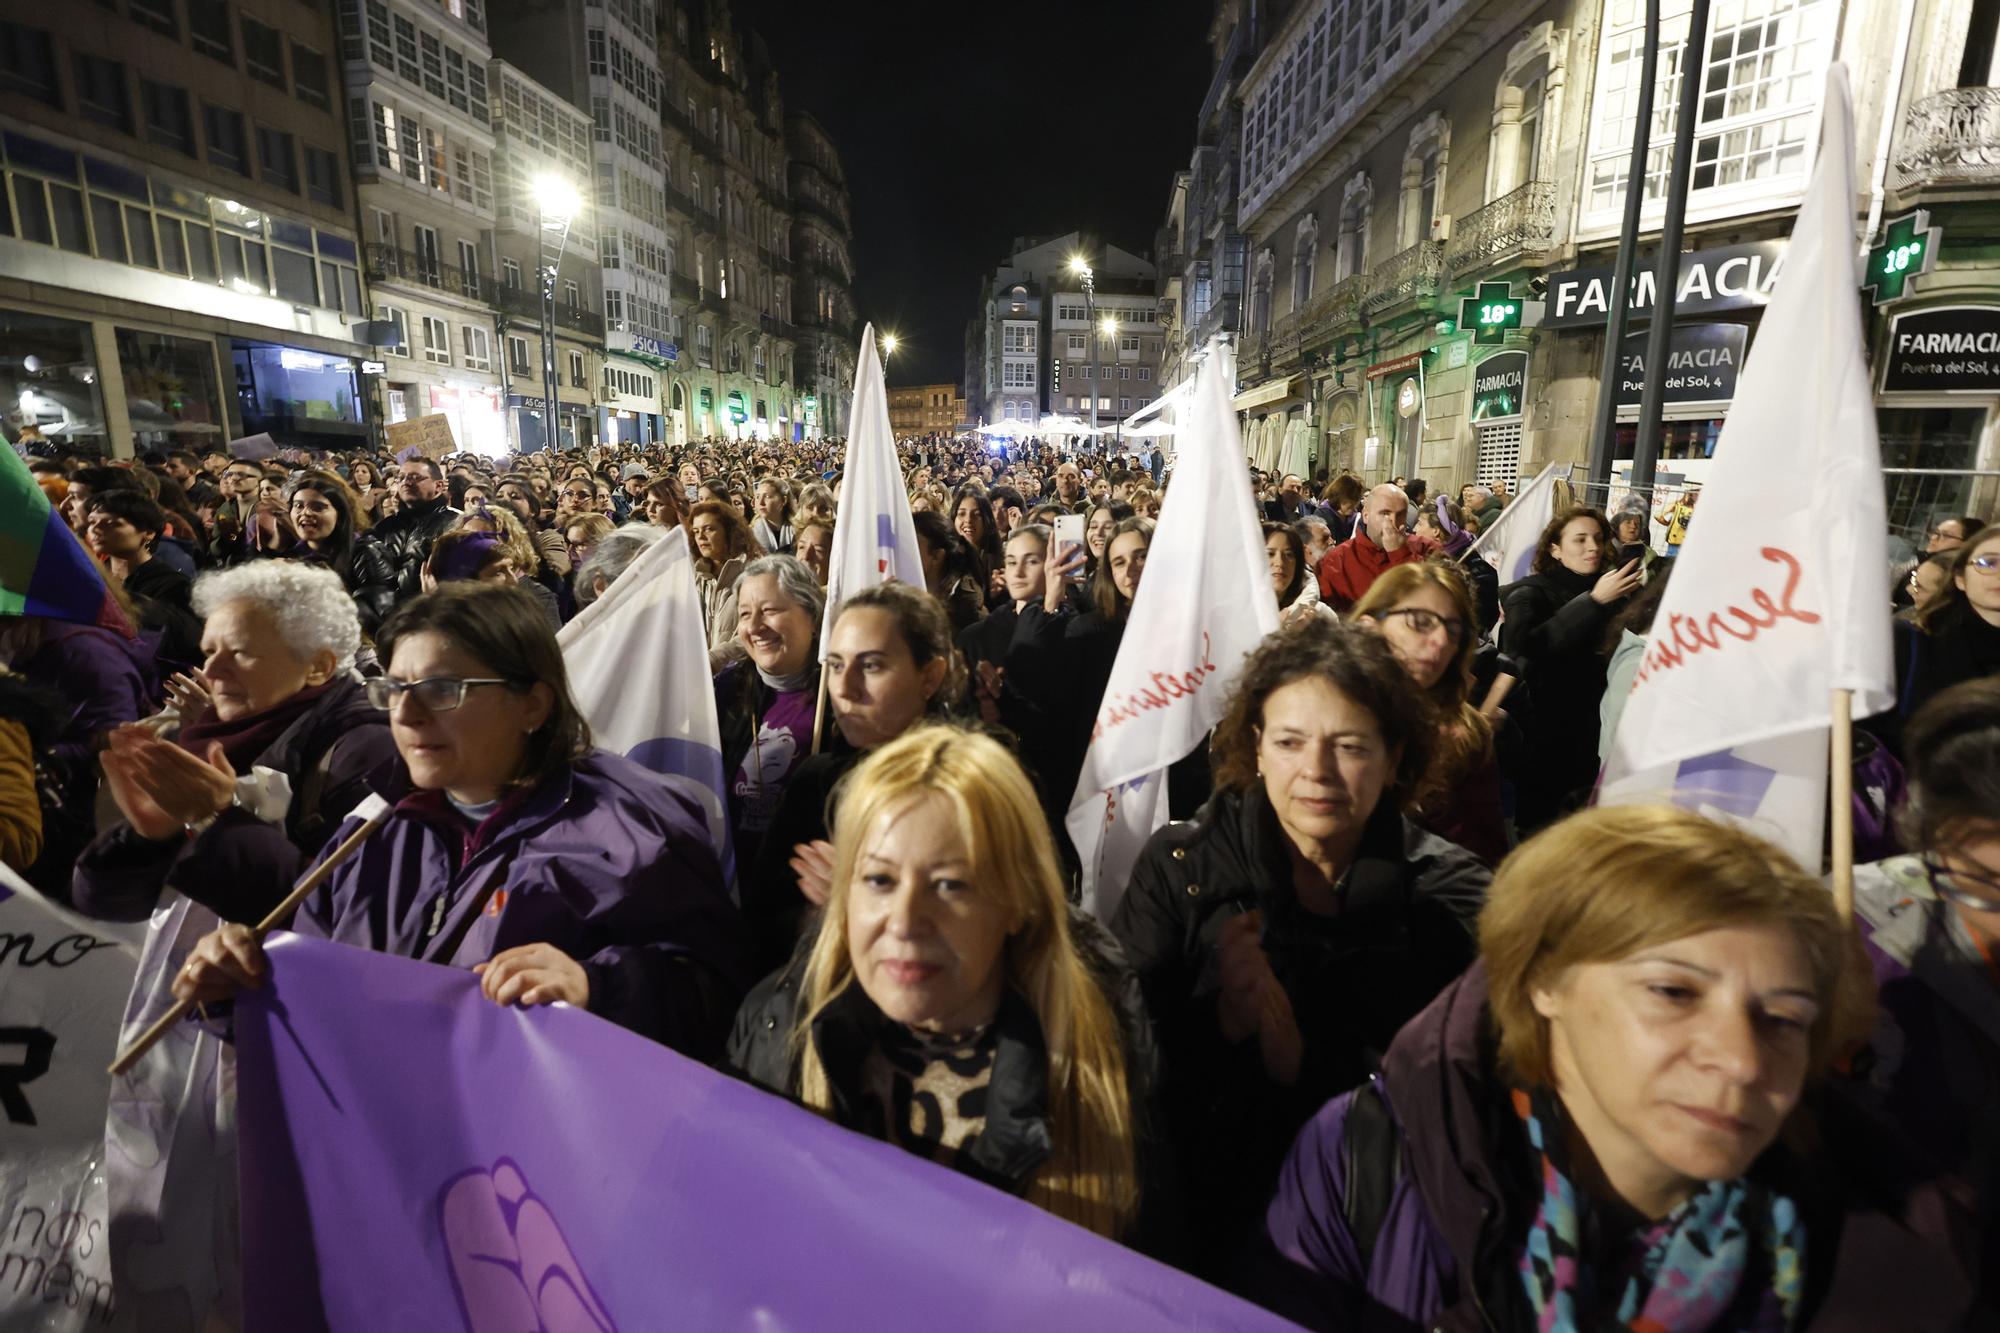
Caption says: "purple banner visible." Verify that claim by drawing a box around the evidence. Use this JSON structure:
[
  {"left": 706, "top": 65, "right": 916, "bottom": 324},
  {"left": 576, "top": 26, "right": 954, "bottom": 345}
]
[{"left": 236, "top": 935, "right": 1303, "bottom": 1331}]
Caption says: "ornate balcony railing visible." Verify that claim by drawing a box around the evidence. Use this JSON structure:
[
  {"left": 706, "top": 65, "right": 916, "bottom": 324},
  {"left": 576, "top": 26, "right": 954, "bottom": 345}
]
[
  {"left": 494, "top": 287, "right": 604, "bottom": 338},
  {"left": 364, "top": 243, "right": 481, "bottom": 301},
  {"left": 1443, "top": 180, "right": 1558, "bottom": 271},
  {"left": 1362, "top": 241, "right": 1444, "bottom": 316},
  {"left": 1893, "top": 88, "right": 2000, "bottom": 190}
]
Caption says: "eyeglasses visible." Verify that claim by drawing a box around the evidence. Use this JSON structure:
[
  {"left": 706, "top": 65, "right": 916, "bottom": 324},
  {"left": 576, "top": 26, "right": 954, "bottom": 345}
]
[
  {"left": 365, "top": 677, "right": 512, "bottom": 712},
  {"left": 1968, "top": 553, "right": 2000, "bottom": 574},
  {"left": 1375, "top": 607, "right": 1470, "bottom": 644},
  {"left": 1921, "top": 854, "right": 2000, "bottom": 914},
  {"left": 560, "top": 489, "right": 594, "bottom": 501}
]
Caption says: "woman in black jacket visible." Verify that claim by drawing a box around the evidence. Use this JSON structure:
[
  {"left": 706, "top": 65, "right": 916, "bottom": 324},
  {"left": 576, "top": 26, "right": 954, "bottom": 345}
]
[
  {"left": 1110, "top": 620, "right": 1491, "bottom": 1279},
  {"left": 713, "top": 554, "right": 824, "bottom": 882},
  {"left": 283, "top": 471, "right": 398, "bottom": 636},
  {"left": 1498, "top": 505, "right": 1642, "bottom": 831},
  {"left": 1893, "top": 523, "right": 2000, "bottom": 750}
]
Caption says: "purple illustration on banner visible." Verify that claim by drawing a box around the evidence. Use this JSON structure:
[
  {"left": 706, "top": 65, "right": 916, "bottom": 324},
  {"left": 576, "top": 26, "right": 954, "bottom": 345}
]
[
  {"left": 1671, "top": 749, "right": 1778, "bottom": 818},
  {"left": 440, "top": 1158, "right": 617, "bottom": 1333},
  {"left": 876, "top": 512, "right": 897, "bottom": 575}
]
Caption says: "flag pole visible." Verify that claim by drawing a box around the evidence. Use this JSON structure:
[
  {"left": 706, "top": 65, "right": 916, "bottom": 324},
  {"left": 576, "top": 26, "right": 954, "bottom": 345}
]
[
  {"left": 107, "top": 808, "right": 391, "bottom": 1076},
  {"left": 1829, "top": 688, "right": 1855, "bottom": 922},
  {"left": 809, "top": 666, "right": 829, "bottom": 755}
]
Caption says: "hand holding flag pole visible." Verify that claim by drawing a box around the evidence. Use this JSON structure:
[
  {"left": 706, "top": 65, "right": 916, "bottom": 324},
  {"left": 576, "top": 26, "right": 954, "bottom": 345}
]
[{"left": 107, "top": 807, "right": 391, "bottom": 1075}]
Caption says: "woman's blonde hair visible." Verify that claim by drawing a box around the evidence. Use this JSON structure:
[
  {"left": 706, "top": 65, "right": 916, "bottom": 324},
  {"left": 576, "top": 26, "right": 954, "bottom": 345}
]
[
  {"left": 1481, "top": 804, "right": 1875, "bottom": 1087},
  {"left": 456, "top": 503, "right": 540, "bottom": 576},
  {"left": 791, "top": 726, "right": 1138, "bottom": 1237},
  {"left": 1350, "top": 559, "right": 1493, "bottom": 801}
]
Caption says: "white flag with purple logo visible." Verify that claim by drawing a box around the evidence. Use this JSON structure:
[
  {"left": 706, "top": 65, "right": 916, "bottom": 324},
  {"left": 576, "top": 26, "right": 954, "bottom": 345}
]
[
  {"left": 1466, "top": 460, "right": 1571, "bottom": 584},
  {"left": 1066, "top": 340, "right": 1278, "bottom": 919},
  {"left": 557, "top": 525, "right": 733, "bottom": 881},
  {"left": 821, "top": 323, "right": 924, "bottom": 658},
  {"left": 1599, "top": 64, "right": 1895, "bottom": 867}
]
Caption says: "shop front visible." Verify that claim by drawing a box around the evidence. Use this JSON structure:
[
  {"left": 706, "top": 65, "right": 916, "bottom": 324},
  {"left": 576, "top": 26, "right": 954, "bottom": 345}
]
[
  {"left": 382, "top": 377, "right": 505, "bottom": 457},
  {"left": 507, "top": 393, "right": 596, "bottom": 453},
  {"left": 231, "top": 339, "right": 367, "bottom": 452},
  {"left": 1873, "top": 301, "right": 2000, "bottom": 541},
  {"left": 599, "top": 353, "right": 663, "bottom": 447}
]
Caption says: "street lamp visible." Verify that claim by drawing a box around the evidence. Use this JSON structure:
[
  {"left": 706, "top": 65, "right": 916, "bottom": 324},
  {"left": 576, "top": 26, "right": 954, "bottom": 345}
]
[
  {"left": 1068, "top": 256, "right": 1097, "bottom": 436},
  {"left": 532, "top": 173, "right": 579, "bottom": 452},
  {"left": 881, "top": 331, "right": 899, "bottom": 360},
  {"left": 1101, "top": 316, "right": 1121, "bottom": 447}
]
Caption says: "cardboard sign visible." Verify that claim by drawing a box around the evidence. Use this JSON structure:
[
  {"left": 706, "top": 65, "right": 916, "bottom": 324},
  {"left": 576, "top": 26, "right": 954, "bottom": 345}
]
[{"left": 385, "top": 414, "right": 457, "bottom": 461}]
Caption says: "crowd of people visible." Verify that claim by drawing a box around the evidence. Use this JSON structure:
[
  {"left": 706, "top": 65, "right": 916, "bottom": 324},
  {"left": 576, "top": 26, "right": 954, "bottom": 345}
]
[{"left": 7, "top": 428, "right": 1998, "bottom": 1328}]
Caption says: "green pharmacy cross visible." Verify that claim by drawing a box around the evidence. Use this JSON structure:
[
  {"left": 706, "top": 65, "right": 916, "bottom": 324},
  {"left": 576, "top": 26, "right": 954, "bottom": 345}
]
[
  {"left": 1458, "top": 282, "right": 1522, "bottom": 345},
  {"left": 1865, "top": 210, "right": 1939, "bottom": 306}
]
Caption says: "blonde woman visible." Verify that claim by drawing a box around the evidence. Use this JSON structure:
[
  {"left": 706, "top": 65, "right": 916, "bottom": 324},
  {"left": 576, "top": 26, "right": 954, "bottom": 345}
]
[{"left": 728, "top": 726, "right": 1151, "bottom": 1242}]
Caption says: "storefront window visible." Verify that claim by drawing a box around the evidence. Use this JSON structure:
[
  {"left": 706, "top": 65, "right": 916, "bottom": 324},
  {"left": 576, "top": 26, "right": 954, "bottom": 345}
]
[
  {"left": 1612, "top": 418, "right": 1723, "bottom": 463},
  {"left": 232, "top": 339, "right": 366, "bottom": 446},
  {"left": 1, "top": 308, "right": 106, "bottom": 455},
  {"left": 1878, "top": 406, "right": 1987, "bottom": 546},
  {"left": 428, "top": 383, "right": 505, "bottom": 456},
  {"left": 116, "top": 327, "right": 224, "bottom": 453}
]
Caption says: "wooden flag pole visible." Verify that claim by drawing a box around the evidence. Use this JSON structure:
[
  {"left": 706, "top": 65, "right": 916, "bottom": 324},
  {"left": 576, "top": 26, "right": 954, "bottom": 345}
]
[
  {"left": 1829, "top": 688, "right": 1856, "bottom": 923},
  {"left": 107, "top": 808, "right": 392, "bottom": 1076},
  {"left": 809, "top": 665, "right": 830, "bottom": 756}
]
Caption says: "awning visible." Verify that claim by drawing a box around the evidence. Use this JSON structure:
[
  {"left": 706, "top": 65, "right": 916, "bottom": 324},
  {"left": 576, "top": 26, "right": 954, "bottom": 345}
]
[{"left": 1230, "top": 375, "right": 1306, "bottom": 414}]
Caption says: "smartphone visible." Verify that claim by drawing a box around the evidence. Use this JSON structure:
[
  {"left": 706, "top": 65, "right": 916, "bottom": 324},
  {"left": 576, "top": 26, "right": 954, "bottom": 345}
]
[
  {"left": 1617, "top": 542, "right": 1648, "bottom": 570},
  {"left": 1053, "top": 513, "right": 1086, "bottom": 582}
]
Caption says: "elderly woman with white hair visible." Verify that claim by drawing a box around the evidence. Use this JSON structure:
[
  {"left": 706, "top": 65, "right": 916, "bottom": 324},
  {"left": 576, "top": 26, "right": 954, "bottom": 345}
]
[
  {"left": 71, "top": 562, "right": 398, "bottom": 925},
  {"left": 573, "top": 522, "right": 667, "bottom": 609}
]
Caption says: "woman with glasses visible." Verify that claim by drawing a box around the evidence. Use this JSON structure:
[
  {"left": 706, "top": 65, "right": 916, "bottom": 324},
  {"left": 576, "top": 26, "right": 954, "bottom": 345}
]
[
  {"left": 1896, "top": 524, "right": 2000, "bottom": 741},
  {"left": 1111, "top": 620, "right": 1491, "bottom": 1277},
  {"left": 169, "top": 583, "right": 751, "bottom": 1055},
  {"left": 1352, "top": 561, "right": 1509, "bottom": 864},
  {"left": 281, "top": 471, "right": 398, "bottom": 635},
  {"left": 562, "top": 513, "right": 616, "bottom": 577},
  {"left": 72, "top": 562, "right": 397, "bottom": 924}
]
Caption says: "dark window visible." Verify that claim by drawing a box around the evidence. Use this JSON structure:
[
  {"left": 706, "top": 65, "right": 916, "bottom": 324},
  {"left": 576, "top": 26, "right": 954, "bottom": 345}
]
[
  {"left": 291, "top": 42, "right": 328, "bottom": 108},
  {"left": 73, "top": 53, "right": 131, "bottom": 132},
  {"left": 140, "top": 79, "right": 195, "bottom": 156},
  {"left": 203, "top": 103, "right": 249, "bottom": 175},
  {"left": 128, "top": 0, "right": 178, "bottom": 38},
  {"left": 188, "top": 0, "right": 232, "bottom": 63},
  {"left": 256, "top": 125, "right": 297, "bottom": 192},
  {"left": 89, "top": 193, "right": 126, "bottom": 262},
  {"left": 50, "top": 183, "right": 88, "bottom": 252},
  {"left": 303, "top": 144, "right": 341, "bottom": 207},
  {"left": 1, "top": 23, "right": 61, "bottom": 106},
  {"left": 242, "top": 16, "right": 285, "bottom": 88}
]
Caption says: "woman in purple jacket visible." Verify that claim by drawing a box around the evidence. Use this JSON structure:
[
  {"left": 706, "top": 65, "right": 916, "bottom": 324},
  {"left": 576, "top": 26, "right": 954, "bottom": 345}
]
[
  {"left": 1247, "top": 804, "right": 1971, "bottom": 1331},
  {"left": 172, "top": 582, "right": 751, "bottom": 1058}
]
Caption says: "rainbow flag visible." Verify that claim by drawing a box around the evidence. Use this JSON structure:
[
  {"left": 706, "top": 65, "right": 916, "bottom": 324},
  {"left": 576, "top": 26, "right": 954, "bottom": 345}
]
[{"left": 0, "top": 445, "right": 132, "bottom": 634}]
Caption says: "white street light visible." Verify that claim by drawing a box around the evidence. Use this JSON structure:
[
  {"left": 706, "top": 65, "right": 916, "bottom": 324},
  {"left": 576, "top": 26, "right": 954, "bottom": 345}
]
[
  {"left": 532, "top": 173, "right": 580, "bottom": 222},
  {"left": 528, "top": 174, "right": 580, "bottom": 453}
]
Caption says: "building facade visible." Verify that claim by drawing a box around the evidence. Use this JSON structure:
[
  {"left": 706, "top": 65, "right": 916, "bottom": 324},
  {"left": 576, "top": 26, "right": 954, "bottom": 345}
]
[
  {"left": 787, "top": 110, "right": 856, "bottom": 439},
  {"left": 1215, "top": 0, "right": 1994, "bottom": 537},
  {"left": 886, "top": 382, "right": 962, "bottom": 437},
  {"left": 336, "top": 0, "right": 506, "bottom": 454},
  {"left": 488, "top": 60, "right": 603, "bottom": 452},
  {"left": 2, "top": 0, "right": 371, "bottom": 457}
]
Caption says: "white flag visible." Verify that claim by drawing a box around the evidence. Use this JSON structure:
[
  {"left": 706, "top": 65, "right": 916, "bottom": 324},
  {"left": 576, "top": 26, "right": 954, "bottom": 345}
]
[
  {"left": 821, "top": 323, "right": 924, "bottom": 659},
  {"left": 1466, "top": 460, "right": 1571, "bottom": 584},
  {"left": 557, "top": 526, "right": 733, "bottom": 879},
  {"left": 1066, "top": 340, "right": 1279, "bottom": 919},
  {"left": 1600, "top": 64, "right": 1895, "bottom": 866}
]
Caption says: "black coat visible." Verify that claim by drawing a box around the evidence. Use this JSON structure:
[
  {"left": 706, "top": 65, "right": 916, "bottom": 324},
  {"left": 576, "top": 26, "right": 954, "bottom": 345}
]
[
  {"left": 369, "top": 495, "right": 459, "bottom": 599},
  {"left": 1109, "top": 786, "right": 1490, "bottom": 1277},
  {"left": 285, "top": 537, "right": 399, "bottom": 636},
  {"left": 740, "top": 746, "right": 861, "bottom": 975},
  {"left": 1498, "top": 565, "right": 1622, "bottom": 830},
  {"left": 1889, "top": 610, "right": 2000, "bottom": 751},
  {"left": 123, "top": 557, "right": 204, "bottom": 672},
  {"left": 70, "top": 676, "right": 399, "bottom": 924},
  {"left": 726, "top": 909, "right": 1172, "bottom": 1250}
]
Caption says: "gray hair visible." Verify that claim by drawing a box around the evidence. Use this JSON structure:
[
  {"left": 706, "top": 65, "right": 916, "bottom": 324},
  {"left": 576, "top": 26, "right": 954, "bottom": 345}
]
[
  {"left": 575, "top": 522, "right": 665, "bottom": 608},
  {"left": 191, "top": 561, "right": 361, "bottom": 672},
  {"left": 739, "top": 554, "right": 825, "bottom": 623}
]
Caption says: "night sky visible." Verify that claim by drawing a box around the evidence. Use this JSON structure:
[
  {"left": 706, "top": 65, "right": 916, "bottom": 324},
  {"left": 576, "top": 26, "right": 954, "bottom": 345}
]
[{"left": 747, "top": 0, "right": 1217, "bottom": 387}]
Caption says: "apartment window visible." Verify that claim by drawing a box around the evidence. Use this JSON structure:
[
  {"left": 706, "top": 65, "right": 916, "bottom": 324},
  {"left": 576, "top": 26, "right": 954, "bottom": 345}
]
[
  {"left": 141, "top": 80, "right": 196, "bottom": 156},
  {"left": 458, "top": 239, "right": 480, "bottom": 299},
  {"left": 1077, "top": 364, "right": 1092, "bottom": 380},
  {"left": 422, "top": 315, "right": 450, "bottom": 364},
  {"left": 1120, "top": 397, "right": 1132, "bottom": 412},
  {"left": 1118, "top": 366, "right": 1131, "bottom": 380},
  {"left": 568, "top": 350, "right": 585, "bottom": 387},
  {"left": 256, "top": 126, "right": 298, "bottom": 193},
  {"left": 204, "top": 104, "right": 250, "bottom": 176},
  {"left": 0, "top": 23, "right": 60, "bottom": 105},
  {"left": 392, "top": 13, "right": 417, "bottom": 84},
  {"left": 1067, "top": 333, "right": 1083, "bottom": 352},
  {"left": 1138, "top": 365, "right": 1152, "bottom": 382},
  {"left": 1121, "top": 335, "right": 1139, "bottom": 352},
  {"left": 304, "top": 146, "right": 341, "bottom": 208},
  {"left": 585, "top": 27, "right": 605, "bottom": 74},
  {"left": 243, "top": 16, "right": 285, "bottom": 89},
  {"left": 293, "top": 43, "right": 330, "bottom": 110},
  {"left": 461, "top": 324, "right": 490, "bottom": 371},
  {"left": 507, "top": 334, "right": 530, "bottom": 374},
  {"left": 128, "top": 0, "right": 178, "bottom": 38},
  {"left": 74, "top": 54, "right": 131, "bottom": 132},
  {"left": 418, "top": 29, "right": 443, "bottom": 99},
  {"left": 501, "top": 257, "right": 520, "bottom": 288},
  {"left": 563, "top": 279, "right": 579, "bottom": 307},
  {"left": 187, "top": 0, "right": 233, "bottom": 63},
  {"left": 379, "top": 307, "right": 408, "bottom": 355},
  {"left": 1335, "top": 175, "right": 1370, "bottom": 281}
]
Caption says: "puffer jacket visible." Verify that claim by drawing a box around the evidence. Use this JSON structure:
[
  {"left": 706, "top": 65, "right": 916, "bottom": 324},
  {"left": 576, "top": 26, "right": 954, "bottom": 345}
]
[
  {"left": 726, "top": 909, "right": 1175, "bottom": 1252},
  {"left": 696, "top": 553, "right": 748, "bottom": 654},
  {"left": 370, "top": 494, "right": 460, "bottom": 599},
  {"left": 1247, "top": 963, "right": 1977, "bottom": 1332},
  {"left": 1110, "top": 787, "right": 1490, "bottom": 1278},
  {"left": 71, "top": 676, "right": 397, "bottom": 925}
]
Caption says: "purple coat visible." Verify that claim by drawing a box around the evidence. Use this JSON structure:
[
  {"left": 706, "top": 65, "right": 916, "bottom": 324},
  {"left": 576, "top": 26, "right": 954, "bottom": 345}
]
[
  {"left": 22, "top": 622, "right": 152, "bottom": 769},
  {"left": 290, "top": 750, "right": 751, "bottom": 1060},
  {"left": 1249, "top": 964, "right": 1976, "bottom": 1332}
]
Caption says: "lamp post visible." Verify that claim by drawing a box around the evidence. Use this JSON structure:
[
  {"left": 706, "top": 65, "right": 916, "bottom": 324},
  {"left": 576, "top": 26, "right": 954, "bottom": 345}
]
[
  {"left": 1101, "top": 315, "right": 1121, "bottom": 447},
  {"left": 531, "top": 174, "right": 579, "bottom": 453},
  {"left": 1072, "top": 260, "right": 1104, "bottom": 440}
]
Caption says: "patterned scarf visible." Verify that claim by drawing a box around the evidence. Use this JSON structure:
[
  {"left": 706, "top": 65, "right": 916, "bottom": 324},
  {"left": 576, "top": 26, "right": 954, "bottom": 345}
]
[{"left": 1512, "top": 1087, "right": 1805, "bottom": 1333}]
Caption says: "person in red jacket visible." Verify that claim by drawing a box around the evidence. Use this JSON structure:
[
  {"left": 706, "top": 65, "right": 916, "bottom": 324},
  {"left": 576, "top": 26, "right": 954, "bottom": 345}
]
[{"left": 1316, "top": 483, "right": 1436, "bottom": 611}]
